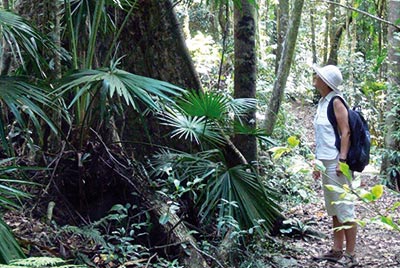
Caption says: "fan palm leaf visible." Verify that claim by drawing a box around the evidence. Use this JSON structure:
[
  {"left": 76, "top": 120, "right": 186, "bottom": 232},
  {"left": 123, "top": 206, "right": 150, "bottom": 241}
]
[
  {"left": 54, "top": 65, "right": 184, "bottom": 126},
  {"left": 0, "top": 157, "right": 43, "bottom": 264},
  {"left": 177, "top": 91, "right": 257, "bottom": 122},
  {"left": 57, "top": 68, "right": 183, "bottom": 109},
  {"left": 0, "top": 9, "right": 54, "bottom": 74},
  {"left": 0, "top": 217, "right": 25, "bottom": 264},
  {"left": 151, "top": 150, "right": 281, "bottom": 231},
  {"left": 160, "top": 108, "right": 226, "bottom": 145},
  {"left": 200, "top": 165, "right": 280, "bottom": 230},
  {"left": 0, "top": 77, "right": 57, "bottom": 153}
]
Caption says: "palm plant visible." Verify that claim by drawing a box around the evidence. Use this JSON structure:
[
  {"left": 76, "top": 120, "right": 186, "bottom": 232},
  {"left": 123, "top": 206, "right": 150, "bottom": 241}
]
[
  {"left": 153, "top": 91, "right": 281, "bottom": 232},
  {"left": 0, "top": 157, "right": 43, "bottom": 264},
  {"left": 0, "top": 9, "right": 51, "bottom": 74},
  {"left": 54, "top": 59, "right": 184, "bottom": 148}
]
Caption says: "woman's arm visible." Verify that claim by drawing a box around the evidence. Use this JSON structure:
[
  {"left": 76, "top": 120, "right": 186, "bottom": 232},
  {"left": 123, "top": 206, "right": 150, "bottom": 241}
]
[{"left": 333, "top": 98, "right": 351, "bottom": 171}]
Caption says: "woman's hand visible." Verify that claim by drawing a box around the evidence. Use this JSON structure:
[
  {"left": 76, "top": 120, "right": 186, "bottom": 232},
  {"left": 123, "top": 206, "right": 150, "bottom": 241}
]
[
  {"left": 336, "top": 163, "right": 342, "bottom": 176},
  {"left": 313, "top": 170, "right": 321, "bottom": 179}
]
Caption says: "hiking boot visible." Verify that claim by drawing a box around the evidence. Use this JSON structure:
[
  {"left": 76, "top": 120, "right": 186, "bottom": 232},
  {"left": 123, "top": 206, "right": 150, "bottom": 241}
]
[
  {"left": 341, "top": 252, "right": 359, "bottom": 267},
  {"left": 313, "top": 249, "right": 343, "bottom": 262}
]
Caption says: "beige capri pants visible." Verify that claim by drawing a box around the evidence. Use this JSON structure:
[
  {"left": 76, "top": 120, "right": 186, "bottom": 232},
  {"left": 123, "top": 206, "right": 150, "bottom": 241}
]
[{"left": 321, "top": 158, "right": 355, "bottom": 223}]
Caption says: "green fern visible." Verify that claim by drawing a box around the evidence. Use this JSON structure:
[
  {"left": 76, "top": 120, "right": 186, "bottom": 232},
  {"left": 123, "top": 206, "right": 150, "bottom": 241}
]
[
  {"left": 0, "top": 257, "right": 87, "bottom": 268},
  {"left": 60, "top": 225, "right": 106, "bottom": 246}
]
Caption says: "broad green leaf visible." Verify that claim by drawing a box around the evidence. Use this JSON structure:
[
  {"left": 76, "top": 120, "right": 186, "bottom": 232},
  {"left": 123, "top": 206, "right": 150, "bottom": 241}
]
[
  {"left": 314, "top": 159, "right": 326, "bottom": 173},
  {"left": 380, "top": 216, "right": 395, "bottom": 229},
  {"left": 287, "top": 136, "right": 300, "bottom": 148},
  {"left": 371, "top": 184, "right": 384, "bottom": 200},
  {"left": 360, "top": 192, "right": 374, "bottom": 202},
  {"left": 269, "top": 146, "right": 290, "bottom": 159},
  {"left": 391, "top": 201, "right": 400, "bottom": 212},
  {"left": 339, "top": 162, "right": 352, "bottom": 181},
  {"left": 159, "top": 213, "right": 169, "bottom": 225},
  {"left": 325, "top": 184, "right": 345, "bottom": 193}
]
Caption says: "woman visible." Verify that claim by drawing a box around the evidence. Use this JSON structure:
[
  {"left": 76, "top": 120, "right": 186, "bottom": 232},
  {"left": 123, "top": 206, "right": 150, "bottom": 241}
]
[{"left": 312, "top": 64, "right": 358, "bottom": 267}]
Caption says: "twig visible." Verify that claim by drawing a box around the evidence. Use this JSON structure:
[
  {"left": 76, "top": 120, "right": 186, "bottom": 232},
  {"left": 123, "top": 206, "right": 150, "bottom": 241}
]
[
  {"left": 145, "top": 253, "right": 157, "bottom": 268},
  {"left": 188, "top": 240, "right": 226, "bottom": 268},
  {"left": 321, "top": 0, "right": 400, "bottom": 30}
]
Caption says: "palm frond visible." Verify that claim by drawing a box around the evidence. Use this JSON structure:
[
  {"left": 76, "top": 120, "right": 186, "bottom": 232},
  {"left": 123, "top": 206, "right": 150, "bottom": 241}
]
[
  {"left": 0, "top": 77, "right": 57, "bottom": 153},
  {"left": 201, "top": 165, "right": 281, "bottom": 231},
  {"left": 177, "top": 91, "right": 230, "bottom": 120},
  {"left": 55, "top": 67, "right": 183, "bottom": 113},
  {"left": 0, "top": 218, "right": 25, "bottom": 264},
  {"left": 6, "top": 256, "right": 87, "bottom": 267},
  {"left": 160, "top": 108, "right": 226, "bottom": 145},
  {"left": 0, "top": 9, "right": 54, "bottom": 74},
  {"left": 151, "top": 150, "right": 281, "bottom": 232}
]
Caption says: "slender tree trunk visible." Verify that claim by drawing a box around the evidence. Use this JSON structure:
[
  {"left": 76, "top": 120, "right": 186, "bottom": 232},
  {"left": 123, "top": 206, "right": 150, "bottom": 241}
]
[
  {"left": 232, "top": 0, "right": 257, "bottom": 163},
  {"left": 0, "top": 0, "right": 11, "bottom": 75},
  {"left": 323, "top": 11, "right": 329, "bottom": 63},
  {"left": 264, "top": 0, "right": 304, "bottom": 136},
  {"left": 310, "top": 4, "right": 317, "bottom": 64},
  {"left": 327, "top": 16, "right": 352, "bottom": 65},
  {"left": 382, "top": 0, "right": 400, "bottom": 190},
  {"left": 275, "top": 1, "right": 289, "bottom": 74}
]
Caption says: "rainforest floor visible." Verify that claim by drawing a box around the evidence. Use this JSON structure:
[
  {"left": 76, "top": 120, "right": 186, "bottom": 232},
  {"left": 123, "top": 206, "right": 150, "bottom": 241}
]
[{"left": 3, "top": 101, "right": 400, "bottom": 268}]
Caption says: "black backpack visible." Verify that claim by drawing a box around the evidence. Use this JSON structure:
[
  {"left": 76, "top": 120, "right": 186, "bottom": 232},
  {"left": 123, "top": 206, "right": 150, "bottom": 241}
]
[{"left": 327, "top": 96, "right": 371, "bottom": 172}]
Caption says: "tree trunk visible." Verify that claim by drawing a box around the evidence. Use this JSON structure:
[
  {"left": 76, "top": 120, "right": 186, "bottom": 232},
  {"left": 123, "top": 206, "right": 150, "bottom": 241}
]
[
  {"left": 114, "top": 0, "right": 202, "bottom": 159},
  {"left": 264, "top": 0, "right": 305, "bottom": 136},
  {"left": 382, "top": 0, "right": 400, "bottom": 190},
  {"left": 232, "top": 0, "right": 257, "bottom": 163},
  {"left": 0, "top": 0, "right": 11, "bottom": 75},
  {"left": 275, "top": 1, "right": 289, "bottom": 74},
  {"left": 310, "top": 4, "right": 317, "bottom": 64},
  {"left": 327, "top": 17, "right": 352, "bottom": 65},
  {"left": 117, "top": 0, "right": 201, "bottom": 91}
]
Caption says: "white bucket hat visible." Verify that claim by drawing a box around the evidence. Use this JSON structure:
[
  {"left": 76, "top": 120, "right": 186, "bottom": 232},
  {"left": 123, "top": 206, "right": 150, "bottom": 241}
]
[{"left": 312, "top": 64, "right": 343, "bottom": 93}]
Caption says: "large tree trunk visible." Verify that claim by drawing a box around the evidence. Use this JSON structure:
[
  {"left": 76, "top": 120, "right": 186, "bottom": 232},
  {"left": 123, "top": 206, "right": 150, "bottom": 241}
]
[
  {"left": 114, "top": 0, "right": 203, "bottom": 159},
  {"left": 232, "top": 0, "right": 257, "bottom": 163},
  {"left": 382, "top": 0, "right": 400, "bottom": 190},
  {"left": 117, "top": 0, "right": 201, "bottom": 91},
  {"left": 264, "top": 0, "right": 304, "bottom": 136}
]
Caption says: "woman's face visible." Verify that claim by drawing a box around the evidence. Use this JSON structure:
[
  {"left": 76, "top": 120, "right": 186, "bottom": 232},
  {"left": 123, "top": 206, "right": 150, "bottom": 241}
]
[{"left": 313, "top": 75, "right": 325, "bottom": 92}]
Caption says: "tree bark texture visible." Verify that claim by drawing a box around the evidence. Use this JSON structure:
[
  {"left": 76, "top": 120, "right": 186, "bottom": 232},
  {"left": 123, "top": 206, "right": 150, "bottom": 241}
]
[
  {"left": 113, "top": 0, "right": 202, "bottom": 159},
  {"left": 327, "top": 16, "right": 352, "bottom": 65},
  {"left": 117, "top": 0, "right": 201, "bottom": 91},
  {"left": 275, "top": 1, "right": 289, "bottom": 74},
  {"left": 382, "top": 0, "right": 400, "bottom": 190},
  {"left": 264, "top": 0, "right": 304, "bottom": 136},
  {"left": 233, "top": 0, "right": 257, "bottom": 163}
]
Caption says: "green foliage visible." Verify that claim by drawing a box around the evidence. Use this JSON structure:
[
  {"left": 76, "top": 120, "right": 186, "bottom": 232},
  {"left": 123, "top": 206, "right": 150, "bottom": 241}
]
[
  {"left": 161, "top": 91, "right": 257, "bottom": 147},
  {"left": 0, "top": 218, "right": 25, "bottom": 265},
  {"left": 324, "top": 163, "right": 400, "bottom": 231},
  {"left": 54, "top": 59, "right": 183, "bottom": 148},
  {"left": 0, "top": 9, "right": 55, "bottom": 73},
  {"left": 89, "top": 203, "right": 182, "bottom": 268},
  {"left": 0, "top": 257, "right": 86, "bottom": 267},
  {"left": 151, "top": 149, "right": 281, "bottom": 232},
  {"left": 263, "top": 136, "right": 316, "bottom": 207},
  {"left": 154, "top": 91, "right": 281, "bottom": 232},
  {"left": 0, "top": 77, "right": 58, "bottom": 153}
]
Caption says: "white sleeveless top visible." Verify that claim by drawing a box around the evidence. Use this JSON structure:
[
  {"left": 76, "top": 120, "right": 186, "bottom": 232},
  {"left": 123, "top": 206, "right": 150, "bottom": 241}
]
[{"left": 314, "top": 91, "right": 339, "bottom": 160}]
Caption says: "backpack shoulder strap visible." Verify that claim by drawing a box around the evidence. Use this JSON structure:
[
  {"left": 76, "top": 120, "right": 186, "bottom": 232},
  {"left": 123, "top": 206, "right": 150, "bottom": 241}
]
[
  {"left": 327, "top": 95, "right": 348, "bottom": 151},
  {"left": 327, "top": 95, "right": 349, "bottom": 126}
]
